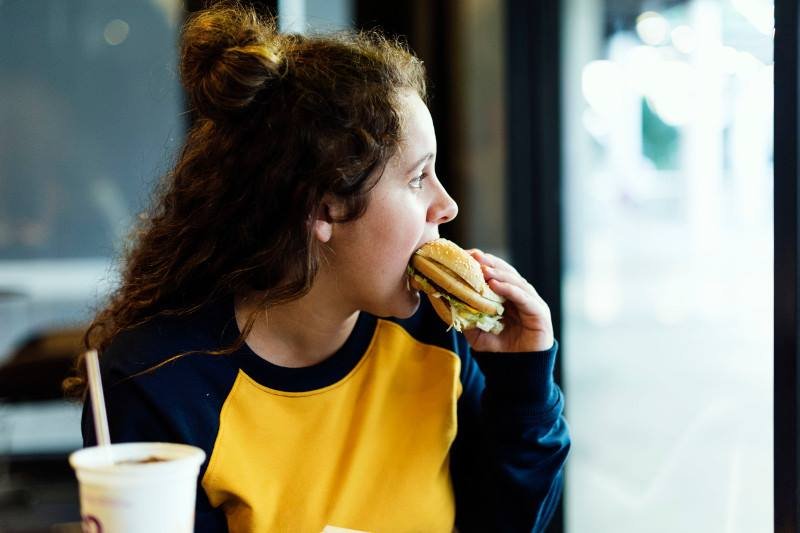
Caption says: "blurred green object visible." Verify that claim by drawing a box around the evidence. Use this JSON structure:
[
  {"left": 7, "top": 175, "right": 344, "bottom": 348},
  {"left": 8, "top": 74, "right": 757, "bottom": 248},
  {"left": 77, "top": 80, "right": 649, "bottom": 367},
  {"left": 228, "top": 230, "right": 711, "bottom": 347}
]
[{"left": 641, "top": 97, "right": 680, "bottom": 171}]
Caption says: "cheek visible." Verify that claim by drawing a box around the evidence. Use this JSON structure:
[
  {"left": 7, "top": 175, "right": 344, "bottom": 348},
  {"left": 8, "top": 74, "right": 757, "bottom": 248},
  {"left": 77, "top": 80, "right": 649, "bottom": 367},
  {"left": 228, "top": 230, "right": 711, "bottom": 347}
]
[
  {"left": 367, "top": 194, "right": 425, "bottom": 237},
  {"left": 382, "top": 207, "right": 426, "bottom": 251},
  {"left": 360, "top": 207, "right": 424, "bottom": 272},
  {"left": 350, "top": 186, "right": 428, "bottom": 255},
  {"left": 366, "top": 228, "right": 417, "bottom": 271}
]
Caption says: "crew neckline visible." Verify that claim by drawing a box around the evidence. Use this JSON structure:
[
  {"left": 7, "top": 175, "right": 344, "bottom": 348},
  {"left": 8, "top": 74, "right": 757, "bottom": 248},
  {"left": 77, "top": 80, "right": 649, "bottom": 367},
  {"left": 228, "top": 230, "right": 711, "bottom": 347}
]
[{"left": 217, "top": 298, "right": 378, "bottom": 392}]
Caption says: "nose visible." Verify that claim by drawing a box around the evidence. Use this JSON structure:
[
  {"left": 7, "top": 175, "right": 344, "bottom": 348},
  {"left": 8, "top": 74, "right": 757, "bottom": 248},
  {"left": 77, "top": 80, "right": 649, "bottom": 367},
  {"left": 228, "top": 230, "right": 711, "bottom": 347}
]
[{"left": 428, "top": 178, "right": 458, "bottom": 225}]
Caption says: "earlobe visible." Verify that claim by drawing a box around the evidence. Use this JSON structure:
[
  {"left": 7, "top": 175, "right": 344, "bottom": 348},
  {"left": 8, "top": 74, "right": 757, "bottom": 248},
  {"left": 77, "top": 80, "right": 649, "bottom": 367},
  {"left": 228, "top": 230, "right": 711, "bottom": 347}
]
[
  {"left": 312, "top": 200, "right": 336, "bottom": 243},
  {"left": 313, "top": 217, "right": 333, "bottom": 243}
]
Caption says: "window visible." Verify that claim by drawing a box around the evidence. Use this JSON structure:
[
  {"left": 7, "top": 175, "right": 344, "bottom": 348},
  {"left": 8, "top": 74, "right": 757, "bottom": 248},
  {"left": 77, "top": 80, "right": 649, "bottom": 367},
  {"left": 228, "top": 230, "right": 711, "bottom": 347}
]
[
  {"left": 562, "top": 0, "right": 774, "bottom": 530},
  {"left": 0, "top": 0, "right": 184, "bottom": 451}
]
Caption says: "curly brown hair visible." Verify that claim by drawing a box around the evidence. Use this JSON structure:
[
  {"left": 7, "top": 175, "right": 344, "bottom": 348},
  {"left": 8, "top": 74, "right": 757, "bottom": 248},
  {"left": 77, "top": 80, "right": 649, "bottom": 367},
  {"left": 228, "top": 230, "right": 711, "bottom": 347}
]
[{"left": 63, "top": 2, "right": 427, "bottom": 398}]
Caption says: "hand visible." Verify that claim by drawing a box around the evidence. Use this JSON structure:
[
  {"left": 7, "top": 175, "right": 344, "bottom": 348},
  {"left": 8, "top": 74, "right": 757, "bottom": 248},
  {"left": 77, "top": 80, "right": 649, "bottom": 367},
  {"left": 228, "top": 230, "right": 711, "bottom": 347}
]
[{"left": 462, "top": 249, "right": 555, "bottom": 353}]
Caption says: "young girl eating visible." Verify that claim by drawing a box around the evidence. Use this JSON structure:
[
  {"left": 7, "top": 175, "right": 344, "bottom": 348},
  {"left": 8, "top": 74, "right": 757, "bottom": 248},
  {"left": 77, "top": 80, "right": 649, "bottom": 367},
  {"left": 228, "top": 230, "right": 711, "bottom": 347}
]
[{"left": 66, "top": 4, "right": 570, "bottom": 531}]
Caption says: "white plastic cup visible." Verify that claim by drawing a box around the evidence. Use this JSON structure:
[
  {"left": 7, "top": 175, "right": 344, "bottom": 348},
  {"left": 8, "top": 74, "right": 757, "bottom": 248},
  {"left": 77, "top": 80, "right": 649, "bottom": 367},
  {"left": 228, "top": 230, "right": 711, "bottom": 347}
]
[{"left": 69, "top": 442, "right": 206, "bottom": 533}]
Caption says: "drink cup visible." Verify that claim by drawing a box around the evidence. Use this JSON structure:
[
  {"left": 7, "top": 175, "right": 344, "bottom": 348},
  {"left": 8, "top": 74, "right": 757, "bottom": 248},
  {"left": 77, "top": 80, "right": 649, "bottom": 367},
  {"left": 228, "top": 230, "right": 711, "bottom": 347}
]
[{"left": 69, "top": 442, "right": 206, "bottom": 533}]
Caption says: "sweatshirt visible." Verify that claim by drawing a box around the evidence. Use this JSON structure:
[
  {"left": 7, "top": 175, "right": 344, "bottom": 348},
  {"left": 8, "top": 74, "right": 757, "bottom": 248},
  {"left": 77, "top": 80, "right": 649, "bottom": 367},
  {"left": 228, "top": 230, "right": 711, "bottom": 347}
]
[{"left": 82, "top": 296, "right": 570, "bottom": 532}]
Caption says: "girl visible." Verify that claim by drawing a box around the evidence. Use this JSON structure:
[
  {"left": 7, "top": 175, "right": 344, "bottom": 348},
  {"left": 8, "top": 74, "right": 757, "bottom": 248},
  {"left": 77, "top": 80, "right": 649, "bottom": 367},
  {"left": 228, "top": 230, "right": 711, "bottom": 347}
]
[{"left": 66, "top": 3, "right": 569, "bottom": 532}]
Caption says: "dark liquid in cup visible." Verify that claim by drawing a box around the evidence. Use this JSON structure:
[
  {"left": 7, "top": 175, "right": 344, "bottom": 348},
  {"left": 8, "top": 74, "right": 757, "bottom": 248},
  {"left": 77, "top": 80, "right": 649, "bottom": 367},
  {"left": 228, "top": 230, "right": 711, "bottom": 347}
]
[{"left": 116, "top": 456, "right": 168, "bottom": 465}]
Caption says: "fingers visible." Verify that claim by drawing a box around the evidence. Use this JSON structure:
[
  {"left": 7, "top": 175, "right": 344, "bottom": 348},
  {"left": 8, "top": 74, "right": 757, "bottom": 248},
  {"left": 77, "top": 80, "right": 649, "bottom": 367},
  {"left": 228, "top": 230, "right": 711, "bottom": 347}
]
[
  {"left": 468, "top": 249, "right": 537, "bottom": 295},
  {"left": 482, "top": 265, "right": 536, "bottom": 294},
  {"left": 468, "top": 248, "right": 545, "bottom": 303},
  {"left": 468, "top": 248, "right": 494, "bottom": 268},
  {"left": 488, "top": 278, "right": 537, "bottom": 311},
  {"left": 468, "top": 249, "right": 519, "bottom": 274},
  {"left": 464, "top": 249, "right": 553, "bottom": 352}
]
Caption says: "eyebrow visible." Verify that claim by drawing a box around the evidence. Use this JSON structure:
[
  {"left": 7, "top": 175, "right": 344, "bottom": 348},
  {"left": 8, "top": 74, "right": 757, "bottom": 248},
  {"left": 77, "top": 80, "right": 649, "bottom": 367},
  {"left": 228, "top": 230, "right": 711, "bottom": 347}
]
[{"left": 407, "top": 152, "right": 434, "bottom": 173}]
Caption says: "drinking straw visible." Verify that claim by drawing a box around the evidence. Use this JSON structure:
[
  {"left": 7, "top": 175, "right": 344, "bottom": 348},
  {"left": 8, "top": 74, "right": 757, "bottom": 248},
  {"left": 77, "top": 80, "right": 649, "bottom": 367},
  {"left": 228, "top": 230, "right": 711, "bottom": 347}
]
[{"left": 85, "top": 349, "right": 112, "bottom": 463}]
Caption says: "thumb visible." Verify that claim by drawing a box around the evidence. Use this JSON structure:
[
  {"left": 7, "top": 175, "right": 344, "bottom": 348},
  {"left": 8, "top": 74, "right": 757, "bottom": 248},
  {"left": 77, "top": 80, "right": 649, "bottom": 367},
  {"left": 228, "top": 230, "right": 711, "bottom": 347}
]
[
  {"left": 463, "top": 329, "right": 501, "bottom": 352},
  {"left": 463, "top": 329, "right": 482, "bottom": 345}
]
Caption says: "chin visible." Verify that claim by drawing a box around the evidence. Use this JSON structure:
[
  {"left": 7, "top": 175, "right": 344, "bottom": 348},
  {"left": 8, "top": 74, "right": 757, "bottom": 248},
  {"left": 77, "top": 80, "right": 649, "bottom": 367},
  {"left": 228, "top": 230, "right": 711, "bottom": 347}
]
[
  {"left": 369, "top": 287, "right": 421, "bottom": 319},
  {"left": 394, "top": 291, "right": 422, "bottom": 319}
]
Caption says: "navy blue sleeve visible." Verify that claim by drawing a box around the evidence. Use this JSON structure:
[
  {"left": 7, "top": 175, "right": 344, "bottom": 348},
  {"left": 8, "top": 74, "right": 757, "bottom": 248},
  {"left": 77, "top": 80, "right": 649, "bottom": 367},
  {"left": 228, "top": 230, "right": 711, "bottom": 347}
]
[
  {"left": 81, "top": 351, "right": 232, "bottom": 533},
  {"left": 450, "top": 338, "right": 570, "bottom": 533},
  {"left": 83, "top": 386, "right": 227, "bottom": 532}
]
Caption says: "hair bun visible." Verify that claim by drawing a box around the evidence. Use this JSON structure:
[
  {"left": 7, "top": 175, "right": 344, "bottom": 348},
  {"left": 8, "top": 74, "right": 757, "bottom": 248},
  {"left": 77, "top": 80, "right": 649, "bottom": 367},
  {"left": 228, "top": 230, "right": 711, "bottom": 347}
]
[{"left": 180, "top": 6, "right": 284, "bottom": 120}]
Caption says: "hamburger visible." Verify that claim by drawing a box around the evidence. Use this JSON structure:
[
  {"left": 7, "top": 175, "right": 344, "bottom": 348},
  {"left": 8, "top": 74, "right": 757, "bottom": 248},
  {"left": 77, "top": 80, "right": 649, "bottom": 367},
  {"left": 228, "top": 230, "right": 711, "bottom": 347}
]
[{"left": 407, "top": 238, "right": 505, "bottom": 334}]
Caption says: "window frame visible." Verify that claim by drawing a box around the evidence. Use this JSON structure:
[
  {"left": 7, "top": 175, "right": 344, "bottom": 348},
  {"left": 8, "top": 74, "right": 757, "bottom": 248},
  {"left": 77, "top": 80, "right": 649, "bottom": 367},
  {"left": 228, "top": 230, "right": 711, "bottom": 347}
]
[
  {"left": 774, "top": 0, "right": 799, "bottom": 530},
  {"left": 504, "top": 0, "right": 565, "bottom": 531}
]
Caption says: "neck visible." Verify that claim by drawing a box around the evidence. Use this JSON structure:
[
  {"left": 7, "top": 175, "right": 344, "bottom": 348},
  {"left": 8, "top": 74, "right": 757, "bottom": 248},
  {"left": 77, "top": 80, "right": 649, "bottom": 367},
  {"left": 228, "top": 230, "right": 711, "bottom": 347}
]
[{"left": 234, "top": 275, "right": 359, "bottom": 368}]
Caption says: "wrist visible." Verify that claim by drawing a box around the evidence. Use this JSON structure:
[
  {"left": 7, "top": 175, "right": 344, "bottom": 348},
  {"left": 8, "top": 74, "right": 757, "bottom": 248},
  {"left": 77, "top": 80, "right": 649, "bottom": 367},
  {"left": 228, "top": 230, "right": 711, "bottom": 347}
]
[{"left": 474, "top": 340, "right": 560, "bottom": 408}]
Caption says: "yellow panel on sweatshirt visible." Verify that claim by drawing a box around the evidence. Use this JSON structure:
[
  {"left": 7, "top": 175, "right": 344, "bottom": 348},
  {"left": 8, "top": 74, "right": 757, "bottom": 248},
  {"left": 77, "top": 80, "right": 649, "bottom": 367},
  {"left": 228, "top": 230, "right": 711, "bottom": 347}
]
[{"left": 202, "top": 319, "right": 462, "bottom": 533}]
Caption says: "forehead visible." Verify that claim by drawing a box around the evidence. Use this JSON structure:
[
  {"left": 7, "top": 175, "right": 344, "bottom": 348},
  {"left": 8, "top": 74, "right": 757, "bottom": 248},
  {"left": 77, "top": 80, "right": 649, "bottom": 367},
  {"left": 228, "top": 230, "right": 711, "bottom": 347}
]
[{"left": 395, "top": 91, "right": 436, "bottom": 161}]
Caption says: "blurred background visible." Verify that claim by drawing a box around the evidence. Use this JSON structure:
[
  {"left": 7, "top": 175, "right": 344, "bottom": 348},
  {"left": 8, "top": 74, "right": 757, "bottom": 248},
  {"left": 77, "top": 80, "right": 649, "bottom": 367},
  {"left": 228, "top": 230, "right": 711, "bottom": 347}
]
[{"left": 0, "top": 0, "right": 775, "bottom": 531}]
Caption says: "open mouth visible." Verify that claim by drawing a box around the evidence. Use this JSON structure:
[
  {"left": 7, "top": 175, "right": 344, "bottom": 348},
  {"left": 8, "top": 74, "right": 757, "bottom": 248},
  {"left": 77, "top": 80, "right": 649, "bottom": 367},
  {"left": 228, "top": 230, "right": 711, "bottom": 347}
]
[{"left": 405, "top": 267, "right": 419, "bottom": 293}]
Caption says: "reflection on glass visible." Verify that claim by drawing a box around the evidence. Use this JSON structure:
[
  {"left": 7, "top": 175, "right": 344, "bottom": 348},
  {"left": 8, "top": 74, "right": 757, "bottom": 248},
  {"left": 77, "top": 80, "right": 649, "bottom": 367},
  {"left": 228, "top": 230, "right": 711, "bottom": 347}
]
[
  {"left": 0, "top": 0, "right": 185, "bottom": 356},
  {"left": 563, "top": 0, "right": 773, "bottom": 531},
  {"left": 0, "top": 1, "right": 184, "bottom": 261}
]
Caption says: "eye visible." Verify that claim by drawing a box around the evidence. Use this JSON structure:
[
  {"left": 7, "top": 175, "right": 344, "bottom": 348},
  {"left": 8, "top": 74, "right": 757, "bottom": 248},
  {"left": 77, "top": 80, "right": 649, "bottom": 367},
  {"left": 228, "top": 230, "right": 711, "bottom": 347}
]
[{"left": 410, "top": 173, "right": 427, "bottom": 189}]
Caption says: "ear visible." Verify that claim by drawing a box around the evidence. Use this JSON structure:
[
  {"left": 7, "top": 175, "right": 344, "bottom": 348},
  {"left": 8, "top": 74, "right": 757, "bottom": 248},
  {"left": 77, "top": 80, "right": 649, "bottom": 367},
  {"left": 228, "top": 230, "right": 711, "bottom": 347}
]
[{"left": 311, "top": 197, "right": 341, "bottom": 243}]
